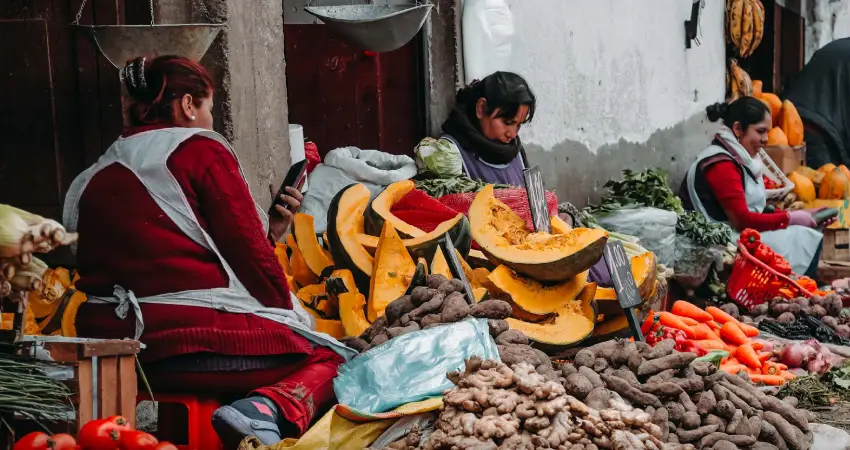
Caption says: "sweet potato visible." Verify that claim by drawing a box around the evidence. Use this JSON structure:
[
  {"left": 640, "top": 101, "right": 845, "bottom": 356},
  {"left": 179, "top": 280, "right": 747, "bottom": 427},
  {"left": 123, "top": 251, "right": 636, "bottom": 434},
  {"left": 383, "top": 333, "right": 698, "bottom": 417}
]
[
  {"left": 720, "top": 380, "right": 762, "bottom": 409},
  {"left": 585, "top": 340, "right": 619, "bottom": 361},
  {"left": 627, "top": 351, "right": 645, "bottom": 373},
  {"left": 647, "top": 369, "right": 676, "bottom": 384},
  {"left": 666, "top": 402, "right": 685, "bottom": 423},
  {"left": 676, "top": 424, "right": 719, "bottom": 443},
  {"left": 361, "top": 315, "right": 389, "bottom": 342},
  {"left": 772, "top": 302, "right": 801, "bottom": 315},
  {"left": 611, "top": 368, "right": 639, "bottom": 385},
  {"left": 578, "top": 366, "right": 604, "bottom": 389},
  {"left": 692, "top": 360, "right": 717, "bottom": 377},
  {"left": 574, "top": 349, "right": 595, "bottom": 368},
  {"left": 679, "top": 391, "right": 697, "bottom": 414},
  {"left": 592, "top": 357, "right": 609, "bottom": 373},
  {"left": 715, "top": 385, "right": 753, "bottom": 416},
  {"left": 371, "top": 332, "right": 389, "bottom": 346},
  {"left": 714, "top": 400, "right": 736, "bottom": 420},
  {"left": 681, "top": 411, "right": 701, "bottom": 430},
  {"left": 387, "top": 322, "right": 420, "bottom": 338},
  {"left": 764, "top": 411, "right": 803, "bottom": 450},
  {"left": 405, "top": 293, "right": 445, "bottom": 323},
  {"left": 498, "top": 345, "right": 542, "bottom": 367},
  {"left": 494, "top": 330, "right": 529, "bottom": 346},
  {"left": 725, "top": 409, "right": 743, "bottom": 434},
  {"left": 646, "top": 339, "right": 676, "bottom": 360},
  {"left": 704, "top": 414, "right": 727, "bottom": 430},
  {"left": 559, "top": 363, "right": 578, "bottom": 377},
  {"left": 637, "top": 352, "right": 697, "bottom": 377},
  {"left": 750, "top": 444, "right": 780, "bottom": 450},
  {"left": 761, "top": 396, "right": 809, "bottom": 431},
  {"left": 420, "top": 314, "right": 443, "bottom": 328},
  {"left": 584, "top": 387, "right": 611, "bottom": 411},
  {"left": 601, "top": 374, "right": 662, "bottom": 407},
  {"left": 341, "top": 336, "right": 370, "bottom": 353},
  {"left": 440, "top": 292, "right": 471, "bottom": 323},
  {"left": 782, "top": 396, "right": 798, "bottom": 408},
  {"left": 469, "top": 299, "right": 512, "bottom": 320},
  {"left": 697, "top": 390, "right": 717, "bottom": 416},
  {"left": 611, "top": 340, "right": 637, "bottom": 366},
  {"left": 712, "top": 441, "right": 738, "bottom": 450},
  {"left": 759, "top": 420, "right": 789, "bottom": 450},
  {"left": 426, "top": 274, "right": 448, "bottom": 289},
  {"left": 564, "top": 373, "right": 593, "bottom": 399},
  {"left": 487, "top": 319, "right": 509, "bottom": 337},
  {"left": 777, "top": 312, "right": 796, "bottom": 324},
  {"left": 698, "top": 433, "right": 755, "bottom": 448},
  {"left": 641, "top": 382, "right": 685, "bottom": 398},
  {"left": 670, "top": 376, "right": 705, "bottom": 393}
]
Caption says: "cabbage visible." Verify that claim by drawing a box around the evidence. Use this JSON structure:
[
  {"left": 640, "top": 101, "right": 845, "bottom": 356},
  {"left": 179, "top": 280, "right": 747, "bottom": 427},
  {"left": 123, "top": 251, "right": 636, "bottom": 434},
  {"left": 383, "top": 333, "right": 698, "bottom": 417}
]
[{"left": 415, "top": 137, "right": 463, "bottom": 177}]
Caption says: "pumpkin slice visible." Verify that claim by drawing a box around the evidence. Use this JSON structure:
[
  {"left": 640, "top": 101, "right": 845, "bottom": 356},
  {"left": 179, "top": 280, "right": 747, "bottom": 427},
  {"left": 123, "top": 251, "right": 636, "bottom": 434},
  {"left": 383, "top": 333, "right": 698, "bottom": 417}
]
[
  {"left": 322, "top": 231, "right": 331, "bottom": 253},
  {"left": 469, "top": 185, "right": 608, "bottom": 282},
  {"left": 274, "top": 243, "right": 293, "bottom": 277},
  {"left": 549, "top": 215, "right": 573, "bottom": 234},
  {"left": 297, "top": 284, "right": 336, "bottom": 318},
  {"left": 367, "top": 222, "right": 417, "bottom": 322},
  {"left": 507, "top": 282, "right": 598, "bottom": 353},
  {"left": 594, "top": 251, "right": 657, "bottom": 315},
  {"left": 302, "top": 306, "right": 346, "bottom": 339},
  {"left": 60, "top": 290, "right": 87, "bottom": 337},
  {"left": 467, "top": 249, "right": 496, "bottom": 270},
  {"left": 293, "top": 213, "right": 334, "bottom": 277},
  {"left": 327, "top": 184, "right": 374, "bottom": 293},
  {"left": 404, "top": 262, "right": 429, "bottom": 295},
  {"left": 431, "top": 247, "right": 478, "bottom": 284},
  {"left": 365, "top": 180, "right": 426, "bottom": 238},
  {"left": 473, "top": 288, "right": 489, "bottom": 302},
  {"left": 489, "top": 265, "right": 588, "bottom": 318},
  {"left": 357, "top": 214, "right": 472, "bottom": 260},
  {"left": 339, "top": 292, "right": 371, "bottom": 337},
  {"left": 286, "top": 234, "right": 318, "bottom": 288}
]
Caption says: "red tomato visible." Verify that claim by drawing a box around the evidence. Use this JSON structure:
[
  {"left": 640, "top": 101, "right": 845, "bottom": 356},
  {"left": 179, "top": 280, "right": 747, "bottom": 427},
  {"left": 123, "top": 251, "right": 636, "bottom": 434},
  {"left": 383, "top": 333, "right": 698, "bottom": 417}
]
[
  {"left": 48, "top": 434, "right": 78, "bottom": 450},
  {"left": 118, "top": 430, "right": 159, "bottom": 450},
  {"left": 13, "top": 432, "right": 50, "bottom": 450},
  {"left": 77, "top": 419, "right": 122, "bottom": 450},
  {"left": 153, "top": 443, "right": 178, "bottom": 450},
  {"left": 103, "top": 415, "right": 133, "bottom": 430}
]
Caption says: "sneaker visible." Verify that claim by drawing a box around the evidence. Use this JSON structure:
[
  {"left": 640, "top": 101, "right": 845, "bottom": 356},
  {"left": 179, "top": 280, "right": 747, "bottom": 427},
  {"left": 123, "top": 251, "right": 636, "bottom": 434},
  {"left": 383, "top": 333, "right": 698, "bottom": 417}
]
[{"left": 211, "top": 396, "right": 282, "bottom": 448}]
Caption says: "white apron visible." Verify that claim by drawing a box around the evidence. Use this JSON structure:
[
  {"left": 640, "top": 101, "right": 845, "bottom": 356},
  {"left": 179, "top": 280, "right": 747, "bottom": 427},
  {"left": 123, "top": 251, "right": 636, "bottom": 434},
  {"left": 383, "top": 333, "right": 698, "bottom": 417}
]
[
  {"left": 62, "top": 127, "right": 356, "bottom": 361},
  {"left": 686, "top": 128, "right": 822, "bottom": 275}
]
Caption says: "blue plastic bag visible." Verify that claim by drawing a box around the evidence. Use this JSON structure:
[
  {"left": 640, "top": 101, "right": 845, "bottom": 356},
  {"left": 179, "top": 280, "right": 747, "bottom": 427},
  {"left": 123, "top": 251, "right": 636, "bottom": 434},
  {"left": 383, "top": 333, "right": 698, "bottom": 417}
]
[{"left": 333, "top": 318, "right": 500, "bottom": 414}]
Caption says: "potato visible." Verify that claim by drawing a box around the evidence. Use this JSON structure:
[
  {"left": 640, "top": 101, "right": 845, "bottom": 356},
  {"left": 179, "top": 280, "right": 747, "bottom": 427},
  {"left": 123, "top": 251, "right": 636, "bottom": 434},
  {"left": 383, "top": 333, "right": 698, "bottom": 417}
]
[{"left": 777, "top": 312, "right": 796, "bottom": 324}]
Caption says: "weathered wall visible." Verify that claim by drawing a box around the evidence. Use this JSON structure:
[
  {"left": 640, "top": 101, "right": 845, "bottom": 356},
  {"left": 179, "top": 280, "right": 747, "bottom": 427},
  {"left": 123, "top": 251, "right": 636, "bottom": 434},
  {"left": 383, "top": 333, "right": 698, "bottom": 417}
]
[
  {"left": 804, "top": 0, "right": 850, "bottom": 61},
  {"left": 157, "top": 0, "right": 291, "bottom": 201},
  {"left": 494, "top": 0, "right": 726, "bottom": 206}
]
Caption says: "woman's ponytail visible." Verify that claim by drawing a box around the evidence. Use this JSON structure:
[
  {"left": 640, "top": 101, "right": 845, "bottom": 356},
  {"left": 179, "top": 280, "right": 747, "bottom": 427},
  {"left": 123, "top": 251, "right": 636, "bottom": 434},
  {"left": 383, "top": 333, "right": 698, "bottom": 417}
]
[
  {"left": 706, "top": 97, "right": 770, "bottom": 130},
  {"left": 121, "top": 55, "right": 214, "bottom": 126}
]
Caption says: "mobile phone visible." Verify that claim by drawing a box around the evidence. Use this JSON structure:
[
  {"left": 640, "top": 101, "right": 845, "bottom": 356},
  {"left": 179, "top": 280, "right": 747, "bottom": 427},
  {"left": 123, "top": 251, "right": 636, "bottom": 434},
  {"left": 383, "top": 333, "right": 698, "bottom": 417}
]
[{"left": 268, "top": 159, "right": 308, "bottom": 217}]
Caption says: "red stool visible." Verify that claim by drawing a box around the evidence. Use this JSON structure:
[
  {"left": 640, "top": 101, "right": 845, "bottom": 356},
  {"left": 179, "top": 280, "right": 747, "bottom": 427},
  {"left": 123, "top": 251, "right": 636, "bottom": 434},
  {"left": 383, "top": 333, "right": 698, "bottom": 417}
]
[{"left": 137, "top": 393, "right": 224, "bottom": 450}]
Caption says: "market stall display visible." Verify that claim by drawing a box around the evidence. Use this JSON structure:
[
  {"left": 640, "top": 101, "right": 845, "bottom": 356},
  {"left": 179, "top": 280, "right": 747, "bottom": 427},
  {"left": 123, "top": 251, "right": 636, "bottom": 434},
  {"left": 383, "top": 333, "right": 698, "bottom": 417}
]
[{"left": 12, "top": 415, "right": 179, "bottom": 450}]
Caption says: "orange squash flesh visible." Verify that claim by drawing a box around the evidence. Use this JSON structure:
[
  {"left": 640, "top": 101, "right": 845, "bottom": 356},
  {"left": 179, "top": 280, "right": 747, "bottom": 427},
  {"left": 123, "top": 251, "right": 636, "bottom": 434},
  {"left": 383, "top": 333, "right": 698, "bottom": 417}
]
[
  {"left": 286, "top": 234, "right": 318, "bottom": 288},
  {"left": 506, "top": 282, "right": 598, "bottom": 351},
  {"left": 292, "top": 213, "right": 334, "bottom": 277},
  {"left": 594, "top": 251, "right": 657, "bottom": 315},
  {"left": 367, "top": 222, "right": 417, "bottom": 322},
  {"left": 365, "top": 180, "right": 426, "bottom": 238}
]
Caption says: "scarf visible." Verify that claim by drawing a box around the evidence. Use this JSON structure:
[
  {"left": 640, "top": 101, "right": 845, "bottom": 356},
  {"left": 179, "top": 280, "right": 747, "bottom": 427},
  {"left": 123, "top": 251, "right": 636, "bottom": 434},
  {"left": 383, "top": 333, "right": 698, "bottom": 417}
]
[{"left": 441, "top": 106, "right": 528, "bottom": 166}]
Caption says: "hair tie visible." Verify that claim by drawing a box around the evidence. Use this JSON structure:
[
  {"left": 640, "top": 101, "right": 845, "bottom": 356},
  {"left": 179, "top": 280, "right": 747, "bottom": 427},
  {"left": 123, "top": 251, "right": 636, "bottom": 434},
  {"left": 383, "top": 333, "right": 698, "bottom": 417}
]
[{"left": 136, "top": 57, "right": 148, "bottom": 92}]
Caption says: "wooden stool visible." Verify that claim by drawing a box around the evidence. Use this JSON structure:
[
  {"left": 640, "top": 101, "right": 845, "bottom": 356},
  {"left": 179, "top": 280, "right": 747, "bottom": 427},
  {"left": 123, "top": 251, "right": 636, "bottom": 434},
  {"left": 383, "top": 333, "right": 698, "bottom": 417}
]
[{"left": 137, "top": 393, "right": 223, "bottom": 450}]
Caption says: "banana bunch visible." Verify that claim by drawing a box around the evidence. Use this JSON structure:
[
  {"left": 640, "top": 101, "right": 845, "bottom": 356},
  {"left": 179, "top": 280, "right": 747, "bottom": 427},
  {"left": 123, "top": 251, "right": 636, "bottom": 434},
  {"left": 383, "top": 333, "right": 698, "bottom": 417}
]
[
  {"left": 726, "top": 0, "right": 765, "bottom": 58},
  {"left": 726, "top": 58, "right": 754, "bottom": 102}
]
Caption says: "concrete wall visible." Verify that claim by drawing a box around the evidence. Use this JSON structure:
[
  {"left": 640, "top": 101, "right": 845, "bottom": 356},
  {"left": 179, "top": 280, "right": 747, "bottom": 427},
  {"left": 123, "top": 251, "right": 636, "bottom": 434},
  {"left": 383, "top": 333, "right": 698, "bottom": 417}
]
[
  {"left": 489, "top": 0, "right": 727, "bottom": 206},
  {"left": 157, "top": 0, "right": 291, "bottom": 201},
  {"left": 804, "top": 0, "right": 850, "bottom": 61}
]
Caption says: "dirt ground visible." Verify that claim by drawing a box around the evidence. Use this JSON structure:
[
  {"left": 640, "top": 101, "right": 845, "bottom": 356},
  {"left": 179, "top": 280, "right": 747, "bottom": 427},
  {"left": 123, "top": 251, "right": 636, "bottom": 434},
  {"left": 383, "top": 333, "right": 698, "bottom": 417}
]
[{"left": 810, "top": 402, "right": 850, "bottom": 431}]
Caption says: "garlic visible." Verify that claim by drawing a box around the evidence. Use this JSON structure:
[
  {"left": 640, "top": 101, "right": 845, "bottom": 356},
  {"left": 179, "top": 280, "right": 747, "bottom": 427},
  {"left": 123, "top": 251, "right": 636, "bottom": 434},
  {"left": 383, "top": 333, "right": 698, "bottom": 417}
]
[{"left": 0, "top": 206, "right": 34, "bottom": 258}]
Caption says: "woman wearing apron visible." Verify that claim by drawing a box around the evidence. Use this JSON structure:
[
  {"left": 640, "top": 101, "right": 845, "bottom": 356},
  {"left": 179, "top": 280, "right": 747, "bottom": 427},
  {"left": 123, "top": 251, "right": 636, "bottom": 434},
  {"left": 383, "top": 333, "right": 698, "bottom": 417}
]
[
  {"left": 680, "top": 96, "right": 824, "bottom": 277},
  {"left": 63, "top": 56, "right": 355, "bottom": 447}
]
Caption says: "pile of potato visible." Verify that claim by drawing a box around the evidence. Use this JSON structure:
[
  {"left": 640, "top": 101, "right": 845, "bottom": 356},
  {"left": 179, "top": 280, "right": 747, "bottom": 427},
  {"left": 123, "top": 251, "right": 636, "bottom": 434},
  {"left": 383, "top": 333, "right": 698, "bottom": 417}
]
[
  {"left": 744, "top": 294, "right": 850, "bottom": 337},
  {"left": 342, "top": 275, "right": 558, "bottom": 380},
  {"left": 559, "top": 339, "right": 811, "bottom": 450}
]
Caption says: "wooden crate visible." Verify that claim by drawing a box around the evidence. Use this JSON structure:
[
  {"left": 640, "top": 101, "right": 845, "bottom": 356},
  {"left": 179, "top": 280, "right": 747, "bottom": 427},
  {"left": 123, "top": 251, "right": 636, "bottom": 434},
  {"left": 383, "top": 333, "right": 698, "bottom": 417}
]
[
  {"left": 30, "top": 337, "right": 141, "bottom": 430},
  {"left": 823, "top": 228, "right": 850, "bottom": 263}
]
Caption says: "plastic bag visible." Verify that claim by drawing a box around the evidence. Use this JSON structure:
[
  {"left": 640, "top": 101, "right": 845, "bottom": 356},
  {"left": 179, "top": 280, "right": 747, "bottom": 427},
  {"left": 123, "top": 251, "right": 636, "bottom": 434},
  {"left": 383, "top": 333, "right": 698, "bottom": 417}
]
[
  {"left": 333, "top": 318, "right": 499, "bottom": 414},
  {"left": 595, "top": 207, "right": 678, "bottom": 268},
  {"left": 674, "top": 236, "right": 724, "bottom": 289}
]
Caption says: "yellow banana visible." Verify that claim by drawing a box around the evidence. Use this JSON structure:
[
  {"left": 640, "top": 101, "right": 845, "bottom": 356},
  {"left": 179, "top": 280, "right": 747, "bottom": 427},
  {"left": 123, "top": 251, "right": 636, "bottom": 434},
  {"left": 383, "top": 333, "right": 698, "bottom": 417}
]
[
  {"left": 749, "top": 0, "right": 765, "bottom": 57},
  {"left": 740, "top": 0, "right": 754, "bottom": 57},
  {"left": 730, "top": 59, "right": 754, "bottom": 98},
  {"left": 728, "top": 0, "right": 744, "bottom": 49}
]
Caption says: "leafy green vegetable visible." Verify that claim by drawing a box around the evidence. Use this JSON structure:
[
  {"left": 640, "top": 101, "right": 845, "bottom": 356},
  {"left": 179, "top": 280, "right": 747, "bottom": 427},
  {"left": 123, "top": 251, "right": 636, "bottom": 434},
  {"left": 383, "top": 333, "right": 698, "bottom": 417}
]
[
  {"left": 415, "top": 176, "right": 515, "bottom": 198},
  {"left": 414, "top": 137, "right": 464, "bottom": 177},
  {"left": 677, "top": 211, "right": 732, "bottom": 247}
]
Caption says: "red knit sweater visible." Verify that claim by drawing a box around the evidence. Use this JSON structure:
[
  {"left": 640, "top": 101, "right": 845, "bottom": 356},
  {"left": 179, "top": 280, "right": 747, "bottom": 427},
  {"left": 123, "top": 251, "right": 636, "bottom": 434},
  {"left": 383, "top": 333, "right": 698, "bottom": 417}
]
[
  {"left": 73, "top": 125, "right": 312, "bottom": 363},
  {"left": 703, "top": 160, "right": 790, "bottom": 232}
]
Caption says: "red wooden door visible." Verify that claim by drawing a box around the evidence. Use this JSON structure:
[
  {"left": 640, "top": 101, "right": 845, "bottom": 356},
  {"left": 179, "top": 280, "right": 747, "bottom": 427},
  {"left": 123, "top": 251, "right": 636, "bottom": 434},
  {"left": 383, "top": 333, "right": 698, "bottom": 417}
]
[{"left": 284, "top": 25, "right": 425, "bottom": 158}]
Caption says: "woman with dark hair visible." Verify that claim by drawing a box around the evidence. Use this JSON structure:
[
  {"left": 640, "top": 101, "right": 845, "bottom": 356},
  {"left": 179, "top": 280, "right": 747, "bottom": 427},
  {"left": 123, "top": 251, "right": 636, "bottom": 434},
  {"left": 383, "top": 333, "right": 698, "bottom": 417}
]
[
  {"left": 63, "top": 55, "right": 354, "bottom": 447},
  {"left": 439, "top": 71, "right": 536, "bottom": 186},
  {"left": 679, "top": 96, "right": 824, "bottom": 276}
]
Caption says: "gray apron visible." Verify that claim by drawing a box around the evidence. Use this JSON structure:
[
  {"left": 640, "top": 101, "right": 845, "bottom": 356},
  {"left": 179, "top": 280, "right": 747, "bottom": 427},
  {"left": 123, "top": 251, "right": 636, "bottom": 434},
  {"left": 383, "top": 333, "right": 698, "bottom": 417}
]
[
  {"left": 63, "top": 127, "right": 356, "bottom": 361},
  {"left": 685, "top": 128, "right": 821, "bottom": 275}
]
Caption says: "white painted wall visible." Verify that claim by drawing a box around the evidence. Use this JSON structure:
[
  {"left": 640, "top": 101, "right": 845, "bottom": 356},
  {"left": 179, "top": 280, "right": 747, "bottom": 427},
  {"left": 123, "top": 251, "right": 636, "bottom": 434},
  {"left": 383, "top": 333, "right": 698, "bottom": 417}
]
[
  {"left": 497, "top": 0, "right": 727, "bottom": 154},
  {"left": 804, "top": 0, "right": 850, "bottom": 61}
]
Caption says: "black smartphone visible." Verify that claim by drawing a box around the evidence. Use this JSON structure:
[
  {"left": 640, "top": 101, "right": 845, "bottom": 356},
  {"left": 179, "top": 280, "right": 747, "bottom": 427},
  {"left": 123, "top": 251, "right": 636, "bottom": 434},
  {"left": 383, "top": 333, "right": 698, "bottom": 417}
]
[{"left": 268, "top": 159, "right": 308, "bottom": 217}]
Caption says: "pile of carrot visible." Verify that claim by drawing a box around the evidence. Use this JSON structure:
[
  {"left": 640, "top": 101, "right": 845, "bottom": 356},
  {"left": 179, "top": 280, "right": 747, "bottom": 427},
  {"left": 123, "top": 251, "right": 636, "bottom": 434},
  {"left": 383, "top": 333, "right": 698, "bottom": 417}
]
[{"left": 641, "top": 300, "right": 796, "bottom": 386}]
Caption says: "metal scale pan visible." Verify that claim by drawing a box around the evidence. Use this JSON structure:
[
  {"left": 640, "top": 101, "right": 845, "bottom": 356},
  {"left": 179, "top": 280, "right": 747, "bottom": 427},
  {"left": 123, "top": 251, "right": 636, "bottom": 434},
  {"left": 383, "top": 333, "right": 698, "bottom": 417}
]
[{"left": 304, "top": 3, "right": 434, "bottom": 53}]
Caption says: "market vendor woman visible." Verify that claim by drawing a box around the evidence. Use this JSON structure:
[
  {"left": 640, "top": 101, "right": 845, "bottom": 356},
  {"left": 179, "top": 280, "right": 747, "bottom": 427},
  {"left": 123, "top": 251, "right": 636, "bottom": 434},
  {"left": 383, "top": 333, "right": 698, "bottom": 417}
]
[
  {"left": 680, "top": 97, "right": 824, "bottom": 276},
  {"left": 63, "top": 56, "right": 353, "bottom": 447}
]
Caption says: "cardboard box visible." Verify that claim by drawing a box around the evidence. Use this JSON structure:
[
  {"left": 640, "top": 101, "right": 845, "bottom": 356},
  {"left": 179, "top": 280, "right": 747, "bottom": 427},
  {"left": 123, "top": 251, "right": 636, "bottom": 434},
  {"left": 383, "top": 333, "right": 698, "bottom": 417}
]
[{"left": 764, "top": 143, "right": 806, "bottom": 175}]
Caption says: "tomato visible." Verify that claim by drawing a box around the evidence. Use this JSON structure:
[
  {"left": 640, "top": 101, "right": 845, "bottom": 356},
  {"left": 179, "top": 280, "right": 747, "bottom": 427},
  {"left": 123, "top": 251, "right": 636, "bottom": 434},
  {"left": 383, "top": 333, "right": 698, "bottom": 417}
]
[
  {"left": 13, "top": 432, "right": 50, "bottom": 450},
  {"left": 103, "top": 415, "right": 133, "bottom": 431},
  {"left": 48, "top": 434, "right": 78, "bottom": 450},
  {"left": 77, "top": 419, "right": 122, "bottom": 450},
  {"left": 153, "top": 443, "right": 178, "bottom": 450},
  {"left": 118, "top": 430, "right": 158, "bottom": 450}
]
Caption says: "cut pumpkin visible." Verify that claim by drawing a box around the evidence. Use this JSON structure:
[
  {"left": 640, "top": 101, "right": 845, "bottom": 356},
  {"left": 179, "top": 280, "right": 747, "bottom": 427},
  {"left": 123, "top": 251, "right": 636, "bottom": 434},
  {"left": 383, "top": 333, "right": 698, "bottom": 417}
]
[
  {"left": 60, "top": 290, "right": 87, "bottom": 337},
  {"left": 795, "top": 166, "right": 825, "bottom": 185},
  {"left": 365, "top": 180, "right": 426, "bottom": 238},
  {"left": 357, "top": 213, "right": 472, "bottom": 260},
  {"left": 788, "top": 171, "right": 816, "bottom": 203},
  {"left": 580, "top": 312, "right": 631, "bottom": 346},
  {"left": 293, "top": 213, "right": 334, "bottom": 276},
  {"left": 339, "top": 292, "right": 371, "bottom": 337},
  {"left": 594, "top": 252, "right": 657, "bottom": 315},
  {"left": 759, "top": 93, "right": 782, "bottom": 124},
  {"left": 488, "top": 265, "right": 588, "bottom": 319},
  {"left": 469, "top": 185, "right": 608, "bottom": 282},
  {"left": 431, "top": 247, "right": 478, "bottom": 285},
  {"left": 506, "top": 282, "right": 598, "bottom": 352},
  {"left": 404, "top": 262, "right": 429, "bottom": 295},
  {"left": 766, "top": 127, "right": 788, "bottom": 146},
  {"left": 274, "top": 243, "right": 293, "bottom": 277},
  {"left": 327, "top": 184, "right": 374, "bottom": 293},
  {"left": 367, "top": 222, "right": 417, "bottom": 322},
  {"left": 549, "top": 215, "right": 573, "bottom": 234},
  {"left": 286, "top": 234, "right": 318, "bottom": 288},
  {"left": 303, "top": 308, "right": 345, "bottom": 339},
  {"left": 779, "top": 100, "right": 804, "bottom": 146},
  {"left": 467, "top": 249, "right": 496, "bottom": 270},
  {"left": 819, "top": 163, "right": 837, "bottom": 175},
  {"left": 297, "top": 283, "right": 335, "bottom": 318},
  {"left": 819, "top": 167, "right": 849, "bottom": 200}
]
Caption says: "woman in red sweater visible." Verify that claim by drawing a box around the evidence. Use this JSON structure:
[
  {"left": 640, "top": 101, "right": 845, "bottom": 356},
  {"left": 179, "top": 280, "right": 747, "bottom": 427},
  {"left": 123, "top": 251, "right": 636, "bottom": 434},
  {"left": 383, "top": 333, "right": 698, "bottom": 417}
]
[
  {"left": 680, "top": 96, "right": 824, "bottom": 276},
  {"left": 62, "top": 56, "right": 354, "bottom": 447}
]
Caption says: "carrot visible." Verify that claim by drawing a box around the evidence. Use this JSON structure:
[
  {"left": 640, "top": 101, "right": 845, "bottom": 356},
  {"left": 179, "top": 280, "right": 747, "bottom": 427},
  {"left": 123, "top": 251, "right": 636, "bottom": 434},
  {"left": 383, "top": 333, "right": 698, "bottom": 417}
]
[
  {"left": 720, "top": 363, "right": 747, "bottom": 374},
  {"left": 781, "top": 371, "right": 797, "bottom": 381},
  {"left": 659, "top": 312, "right": 696, "bottom": 338},
  {"left": 706, "top": 306, "right": 741, "bottom": 325},
  {"left": 737, "top": 322, "right": 760, "bottom": 337},
  {"left": 749, "top": 374, "right": 786, "bottom": 386},
  {"left": 693, "top": 323, "right": 721, "bottom": 341},
  {"left": 680, "top": 317, "right": 699, "bottom": 326},
  {"left": 758, "top": 352, "right": 771, "bottom": 363},
  {"left": 671, "top": 301, "right": 714, "bottom": 322},
  {"left": 706, "top": 321, "right": 721, "bottom": 331},
  {"left": 720, "top": 322, "right": 749, "bottom": 345},
  {"left": 692, "top": 339, "right": 728, "bottom": 351},
  {"left": 751, "top": 342, "right": 765, "bottom": 351},
  {"left": 736, "top": 343, "right": 763, "bottom": 368},
  {"left": 762, "top": 361, "right": 782, "bottom": 375}
]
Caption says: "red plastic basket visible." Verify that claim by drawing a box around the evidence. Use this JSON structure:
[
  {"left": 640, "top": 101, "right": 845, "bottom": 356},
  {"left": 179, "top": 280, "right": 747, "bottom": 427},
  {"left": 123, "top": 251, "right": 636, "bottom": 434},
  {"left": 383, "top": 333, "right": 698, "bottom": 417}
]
[{"left": 727, "top": 242, "right": 813, "bottom": 311}]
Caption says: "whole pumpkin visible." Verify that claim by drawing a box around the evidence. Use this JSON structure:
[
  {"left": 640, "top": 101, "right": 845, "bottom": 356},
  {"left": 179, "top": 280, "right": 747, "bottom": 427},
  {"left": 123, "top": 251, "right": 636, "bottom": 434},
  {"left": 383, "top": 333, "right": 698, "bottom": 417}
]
[
  {"left": 759, "top": 93, "right": 783, "bottom": 125},
  {"left": 788, "top": 171, "right": 815, "bottom": 202},
  {"left": 819, "top": 167, "right": 850, "bottom": 200},
  {"left": 819, "top": 163, "right": 838, "bottom": 175},
  {"left": 766, "top": 127, "right": 788, "bottom": 146},
  {"left": 779, "top": 100, "right": 804, "bottom": 146}
]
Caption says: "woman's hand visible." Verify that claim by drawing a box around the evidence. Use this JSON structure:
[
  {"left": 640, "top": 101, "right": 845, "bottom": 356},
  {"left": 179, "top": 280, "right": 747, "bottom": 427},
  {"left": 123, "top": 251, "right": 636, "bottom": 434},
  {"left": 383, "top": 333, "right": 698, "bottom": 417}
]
[
  {"left": 804, "top": 207, "right": 839, "bottom": 229},
  {"left": 788, "top": 210, "right": 817, "bottom": 228},
  {"left": 268, "top": 184, "right": 303, "bottom": 243}
]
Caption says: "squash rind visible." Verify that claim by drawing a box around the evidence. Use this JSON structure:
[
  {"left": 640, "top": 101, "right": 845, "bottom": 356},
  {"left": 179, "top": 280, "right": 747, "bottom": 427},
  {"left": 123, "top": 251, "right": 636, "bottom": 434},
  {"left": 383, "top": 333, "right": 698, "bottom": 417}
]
[
  {"left": 507, "top": 282, "right": 598, "bottom": 353},
  {"left": 327, "top": 184, "right": 374, "bottom": 293},
  {"left": 594, "top": 251, "right": 657, "bottom": 315},
  {"left": 365, "top": 180, "right": 426, "bottom": 238},
  {"left": 357, "top": 214, "right": 472, "bottom": 260}
]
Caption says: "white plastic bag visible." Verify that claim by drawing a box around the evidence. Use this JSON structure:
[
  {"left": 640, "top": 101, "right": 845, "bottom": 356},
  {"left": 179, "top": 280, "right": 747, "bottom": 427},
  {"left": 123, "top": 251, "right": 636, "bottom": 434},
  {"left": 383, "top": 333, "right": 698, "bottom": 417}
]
[
  {"left": 595, "top": 207, "right": 678, "bottom": 268},
  {"left": 300, "top": 147, "right": 418, "bottom": 233},
  {"left": 462, "top": 0, "right": 515, "bottom": 84}
]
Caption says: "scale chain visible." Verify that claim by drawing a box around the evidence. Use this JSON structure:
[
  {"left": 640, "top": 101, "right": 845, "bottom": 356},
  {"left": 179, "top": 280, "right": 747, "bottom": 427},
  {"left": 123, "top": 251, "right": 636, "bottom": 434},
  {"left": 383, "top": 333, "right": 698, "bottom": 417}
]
[{"left": 73, "top": 0, "right": 87, "bottom": 25}]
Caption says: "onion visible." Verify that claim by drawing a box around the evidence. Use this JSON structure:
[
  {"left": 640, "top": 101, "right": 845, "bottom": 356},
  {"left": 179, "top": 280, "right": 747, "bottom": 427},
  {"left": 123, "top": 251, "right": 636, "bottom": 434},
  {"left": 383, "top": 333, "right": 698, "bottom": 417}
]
[{"left": 780, "top": 343, "right": 815, "bottom": 368}]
